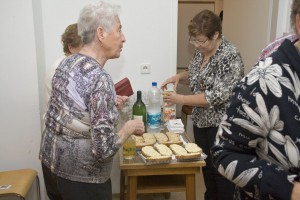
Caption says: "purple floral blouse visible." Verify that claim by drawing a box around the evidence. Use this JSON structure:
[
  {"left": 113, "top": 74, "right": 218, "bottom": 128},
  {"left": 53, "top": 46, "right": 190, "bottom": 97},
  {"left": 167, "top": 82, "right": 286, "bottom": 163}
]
[{"left": 39, "top": 53, "right": 121, "bottom": 183}]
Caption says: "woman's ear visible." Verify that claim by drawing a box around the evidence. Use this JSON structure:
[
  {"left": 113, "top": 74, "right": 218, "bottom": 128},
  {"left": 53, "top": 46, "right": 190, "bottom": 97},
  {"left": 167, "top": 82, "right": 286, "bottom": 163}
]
[
  {"left": 213, "top": 31, "right": 219, "bottom": 40},
  {"left": 96, "top": 26, "right": 105, "bottom": 41}
]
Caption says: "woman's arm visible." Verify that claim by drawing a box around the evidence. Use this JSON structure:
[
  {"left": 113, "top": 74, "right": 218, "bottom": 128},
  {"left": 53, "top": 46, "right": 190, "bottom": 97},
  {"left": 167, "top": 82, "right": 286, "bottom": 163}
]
[
  {"left": 163, "top": 52, "right": 244, "bottom": 108},
  {"left": 162, "top": 92, "right": 209, "bottom": 107},
  {"left": 161, "top": 70, "right": 189, "bottom": 91}
]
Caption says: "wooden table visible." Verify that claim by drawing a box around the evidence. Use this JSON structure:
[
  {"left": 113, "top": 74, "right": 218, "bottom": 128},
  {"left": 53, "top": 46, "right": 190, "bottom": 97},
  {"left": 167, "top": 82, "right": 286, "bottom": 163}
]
[{"left": 119, "top": 145, "right": 206, "bottom": 200}]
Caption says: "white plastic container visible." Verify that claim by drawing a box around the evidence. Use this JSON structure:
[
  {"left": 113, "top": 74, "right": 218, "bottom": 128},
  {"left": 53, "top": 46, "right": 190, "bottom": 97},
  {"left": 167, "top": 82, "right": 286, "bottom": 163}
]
[
  {"left": 147, "top": 82, "right": 162, "bottom": 133},
  {"left": 162, "top": 83, "right": 176, "bottom": 127}
]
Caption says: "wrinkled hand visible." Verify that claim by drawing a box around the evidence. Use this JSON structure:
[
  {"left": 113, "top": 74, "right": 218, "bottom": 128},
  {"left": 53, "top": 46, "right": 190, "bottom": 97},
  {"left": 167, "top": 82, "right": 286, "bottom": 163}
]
[
  {"left": 116, "top": 95, "right": 128, "bottom": 110},
  {"left": 121, "top": 119, "right": 145, "bottom": 137},
  {"left": 291, "top": 182, "right": 300, "bottom": 200},
  {"left": 161, "top": 75, "right": 180, "bottom": 91},
  {"left": 162, "top": 91, "right": 183, "bottom": 106}
]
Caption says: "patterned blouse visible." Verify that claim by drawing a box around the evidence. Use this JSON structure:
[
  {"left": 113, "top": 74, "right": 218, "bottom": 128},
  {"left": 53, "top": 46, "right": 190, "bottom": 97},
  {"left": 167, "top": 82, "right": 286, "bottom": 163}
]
[
  {"left": 188, "top": 36, "right": 244, "bottom": 128},
  {"left": 39, "top": 53, "right": 121, "bottom": 183},
  {"left": 211, "top": 39, "right": 300, "bottom": 199}
]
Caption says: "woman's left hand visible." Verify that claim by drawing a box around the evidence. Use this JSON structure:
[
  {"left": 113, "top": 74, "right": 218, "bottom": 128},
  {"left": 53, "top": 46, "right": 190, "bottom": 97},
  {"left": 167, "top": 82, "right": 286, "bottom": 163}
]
[{"left": 116, "top": 95, "right": 128, "bottom": 110}]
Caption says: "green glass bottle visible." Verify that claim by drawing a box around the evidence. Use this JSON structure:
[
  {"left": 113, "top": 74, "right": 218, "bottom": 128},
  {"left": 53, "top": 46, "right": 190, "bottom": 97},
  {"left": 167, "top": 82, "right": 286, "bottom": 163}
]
[{"left": 132, "top": 91, "right": 147, "bottom": 132}]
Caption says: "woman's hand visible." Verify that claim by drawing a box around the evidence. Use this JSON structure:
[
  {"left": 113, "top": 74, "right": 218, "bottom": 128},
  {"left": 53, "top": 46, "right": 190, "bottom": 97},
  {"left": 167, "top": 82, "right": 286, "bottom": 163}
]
[
  {"left": 162, "top": 91, "right": 184, "bottom": 106},
  {"left": 121, "top": 119, "right": 145, "bottom": 137},
  {"left": 116, "top": 95, "right": 128, "bottom": 110},
  {"left": 291, "top": 182, "right": 300, "bottom": 200},
  {"left": 161, "top": 74, "right": 181, "bottom": 91}
]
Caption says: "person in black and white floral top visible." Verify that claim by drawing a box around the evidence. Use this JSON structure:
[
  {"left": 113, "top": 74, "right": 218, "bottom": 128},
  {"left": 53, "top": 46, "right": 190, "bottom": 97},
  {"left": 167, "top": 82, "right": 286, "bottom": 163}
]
[
  {"left": 211, "top": 0, "right": 300, "bottom": 199},
  {"left": 161, "top": 9, "right": 244, "bottom": 200}
]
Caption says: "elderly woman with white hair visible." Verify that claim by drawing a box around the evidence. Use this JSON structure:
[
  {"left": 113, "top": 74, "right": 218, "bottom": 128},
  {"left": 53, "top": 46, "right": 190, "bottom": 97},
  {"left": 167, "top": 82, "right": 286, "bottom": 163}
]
[{"left": 39, "top": 2, "right": 144, "bottom": 200}]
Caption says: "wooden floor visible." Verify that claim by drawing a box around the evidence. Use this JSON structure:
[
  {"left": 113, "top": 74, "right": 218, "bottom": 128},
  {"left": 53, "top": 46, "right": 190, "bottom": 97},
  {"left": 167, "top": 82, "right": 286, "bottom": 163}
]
[{"left": 113, "top": 173, "right": 205, "bottom": 200}]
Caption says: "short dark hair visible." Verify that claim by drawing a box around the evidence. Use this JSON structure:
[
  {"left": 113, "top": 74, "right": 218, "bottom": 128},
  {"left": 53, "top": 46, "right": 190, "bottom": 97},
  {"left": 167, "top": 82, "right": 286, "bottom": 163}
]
[
  {"left": 61, "top": 23, "right": 82, "bottom": 55},
  {"left": 188, "top": 9, "right": 222, "bottom": 39},
  {"left": 219, "top": 10, "right": 223, "bottom": 22}
]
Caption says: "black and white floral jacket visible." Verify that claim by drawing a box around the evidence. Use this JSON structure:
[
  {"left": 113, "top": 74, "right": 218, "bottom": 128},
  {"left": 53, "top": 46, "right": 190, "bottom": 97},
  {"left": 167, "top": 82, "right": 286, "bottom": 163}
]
[{"left": 212, "top": 39, "right": 300, "bottom": 200}]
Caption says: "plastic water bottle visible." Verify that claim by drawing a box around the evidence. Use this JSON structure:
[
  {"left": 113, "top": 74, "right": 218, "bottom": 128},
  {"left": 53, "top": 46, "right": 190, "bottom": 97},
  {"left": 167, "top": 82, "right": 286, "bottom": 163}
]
[{"left": 147, "top": 82, "right": 162, "bottom": 133}]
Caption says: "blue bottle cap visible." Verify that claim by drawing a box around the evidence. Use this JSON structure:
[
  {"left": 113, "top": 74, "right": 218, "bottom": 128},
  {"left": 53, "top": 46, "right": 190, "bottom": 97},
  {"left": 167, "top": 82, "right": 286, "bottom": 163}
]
[{"left": 152, "top": 82, "right": 157, "bottom": 86}]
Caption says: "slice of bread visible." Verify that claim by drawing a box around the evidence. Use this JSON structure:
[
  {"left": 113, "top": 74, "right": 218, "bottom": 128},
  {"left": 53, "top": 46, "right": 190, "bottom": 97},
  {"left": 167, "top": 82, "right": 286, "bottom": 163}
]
[
  {"left": 154, "top": 133, "right": 169, "bottom": 143},
  {"left": 185, "top": 143, "right": 202, "bottom": 153},
  {"left": 141, "top": 146, "right": 161, "bottom": 157},
  {"left": 133, "top": 133, "right": 157, "bottom": 148},
  {"left": 132, "top": 135, "right": 144, "bottom": 145},
  {"left": 143, "top": 133, "right": 156, "bottom": 145},
  {"left": 166, "top": 132, "right": 181, "bottom": 142},
  {"left": 154, "top": 143, "right": 173, "bottom": 156},
  {"left": 169, "top": 144, "right": 188, "bottom": 155},
  {"left": 141, "top": 146, "right": 172, "bottom": 162},
  {"left": 154, "top": 132, "right": 183, "bottom": 145},
  {"left": 170, "top": 143, "right": 201, "bottom": 160}
]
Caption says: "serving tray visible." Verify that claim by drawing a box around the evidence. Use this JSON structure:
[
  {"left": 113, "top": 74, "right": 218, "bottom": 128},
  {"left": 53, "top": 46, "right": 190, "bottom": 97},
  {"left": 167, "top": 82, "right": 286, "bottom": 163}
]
[
  {"left": 137, "top": 134, "right": 207, "bottom": 164},
  {"left": 138, "top": 151, "right": 172, "bottom": 165}
]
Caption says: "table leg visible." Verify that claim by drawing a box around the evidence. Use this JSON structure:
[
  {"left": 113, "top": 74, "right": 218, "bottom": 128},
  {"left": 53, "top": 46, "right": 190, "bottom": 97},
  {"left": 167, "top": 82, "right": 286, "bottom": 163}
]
[
  {"left": 185, "top": 174, "right": 196, "bottom": 200},
  {"left": 164, "top": 192, "right": 171, "bottom": 199},
  {"left": 120, "top": 170, "right": 125, "bottom": 200},
  {"left": 127, "top": 176, "right": 137, "bottom": 200}
]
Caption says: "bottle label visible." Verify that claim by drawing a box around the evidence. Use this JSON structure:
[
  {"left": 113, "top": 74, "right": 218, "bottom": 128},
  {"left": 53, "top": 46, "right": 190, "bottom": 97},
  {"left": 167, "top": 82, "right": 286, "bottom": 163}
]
[
  {"left": 147, "top": 112, "right": 161, "bottom": 128},
  {"left": 163, "top": 106, "right": 176, "bottom": 123},
  {"left": 133, "top": 115, "right": 143, "bottom": 121}
]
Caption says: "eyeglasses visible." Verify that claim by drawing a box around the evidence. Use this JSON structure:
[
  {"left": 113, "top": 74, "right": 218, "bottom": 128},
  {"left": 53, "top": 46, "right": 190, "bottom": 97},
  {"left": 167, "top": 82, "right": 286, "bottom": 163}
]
[{"left": 189, "top": 37, "right": 209, "bottom": 46}]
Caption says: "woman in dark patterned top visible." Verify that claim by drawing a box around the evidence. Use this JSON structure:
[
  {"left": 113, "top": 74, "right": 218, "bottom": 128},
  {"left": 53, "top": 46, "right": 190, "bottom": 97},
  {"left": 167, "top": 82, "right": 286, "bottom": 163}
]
[
  {"left": 161, "top": 9, "right": 244, "bottom": 200},
  {"left": 39, "top": 2, "right": 144, "bottom": 200},
  {"left": 211, "top": 0, "right": 300, "bottom": 199}
]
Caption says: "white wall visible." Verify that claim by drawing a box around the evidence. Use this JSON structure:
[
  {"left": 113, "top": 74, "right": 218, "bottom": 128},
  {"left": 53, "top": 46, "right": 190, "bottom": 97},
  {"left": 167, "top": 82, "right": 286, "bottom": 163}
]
[
  {"left": 41, "top": 0, "right": 178, "bottom": 101},
  {"left": 0, "top": 0, "right": 42, "bottom": 200},
  {"left": 0, "top": 0, "right": 177, "bottom": 199}
]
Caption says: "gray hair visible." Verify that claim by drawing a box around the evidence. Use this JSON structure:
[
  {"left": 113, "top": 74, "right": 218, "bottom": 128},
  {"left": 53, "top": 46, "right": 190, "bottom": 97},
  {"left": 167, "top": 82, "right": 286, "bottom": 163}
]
[
  {"left": 291, "top": 0, "right": 300, "bottom": 33},
  {"left": 78, "top": 1, "right": 120, "bottom": 44}
]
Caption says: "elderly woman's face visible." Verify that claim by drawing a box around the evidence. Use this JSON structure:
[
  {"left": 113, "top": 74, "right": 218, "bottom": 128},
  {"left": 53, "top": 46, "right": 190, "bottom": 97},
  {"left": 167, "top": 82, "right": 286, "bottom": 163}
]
[{"left": 103, "top": 17, "right": 126, "bottom": 59}]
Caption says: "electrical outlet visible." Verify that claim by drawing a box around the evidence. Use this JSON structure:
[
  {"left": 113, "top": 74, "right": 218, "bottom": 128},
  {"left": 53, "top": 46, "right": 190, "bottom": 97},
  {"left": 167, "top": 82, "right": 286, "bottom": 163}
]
[{"left": 140, "top": 63, "right": 151, "bottom": 74}]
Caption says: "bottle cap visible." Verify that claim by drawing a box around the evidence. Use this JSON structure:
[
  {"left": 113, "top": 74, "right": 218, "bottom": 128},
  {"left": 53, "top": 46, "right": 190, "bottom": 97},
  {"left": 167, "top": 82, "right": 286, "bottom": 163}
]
[{"left": 152, "top": 82, "right": 157, "bottom": 86}]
